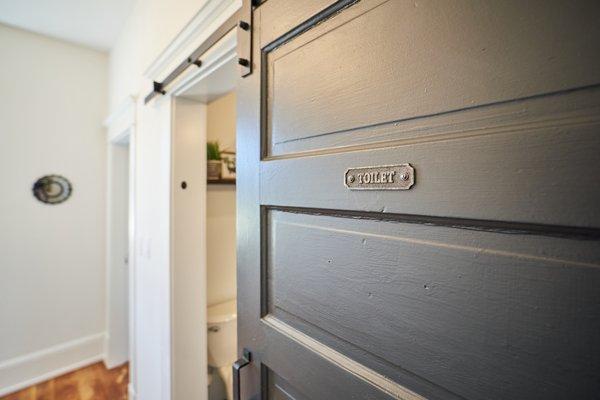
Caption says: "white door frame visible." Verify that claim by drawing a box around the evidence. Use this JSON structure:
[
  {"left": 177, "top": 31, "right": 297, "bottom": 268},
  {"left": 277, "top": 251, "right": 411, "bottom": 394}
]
[
  {"left": 168, "top": 28, "right": 238, "bottom": 400},
  {"left": 104, "top": 96, "right": 137, "bottom": 398},
  {"left": 141, "top": 1, "right": 240, "bottom": 398}
]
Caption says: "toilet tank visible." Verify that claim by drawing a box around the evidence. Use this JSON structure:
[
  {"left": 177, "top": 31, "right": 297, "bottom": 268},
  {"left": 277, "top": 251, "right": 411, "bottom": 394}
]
[{"left": 207, "top": 299, "right": 237, "bottom": 367}]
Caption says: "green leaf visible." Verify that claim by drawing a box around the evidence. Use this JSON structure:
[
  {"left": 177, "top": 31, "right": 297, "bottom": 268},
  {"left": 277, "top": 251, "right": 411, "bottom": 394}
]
[{"left": 207, "top": 141, "right": 221, "bottom": 160}]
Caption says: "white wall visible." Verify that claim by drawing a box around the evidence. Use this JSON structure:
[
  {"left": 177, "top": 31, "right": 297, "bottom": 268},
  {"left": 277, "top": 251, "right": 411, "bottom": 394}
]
[
  {"left": 108, "top": 3, "right": 211, "bottom": 396},
  {"left": 108, "top": 0, "right": 211, "bottom": 111},
  {"left": 0, "top": 24, "right": 108, "bottom": 395},
  {"left": 134, "top": 97, "right": 173, "bottom": 400},
  {"left": 108, "top": 1, "right": 240, "bottom": 398},
  {"left": 172, "top": 97, "right": 208, "bottom": 400},
  {"left": 206, "top": 92, "right": 237, "bottom": 306}
]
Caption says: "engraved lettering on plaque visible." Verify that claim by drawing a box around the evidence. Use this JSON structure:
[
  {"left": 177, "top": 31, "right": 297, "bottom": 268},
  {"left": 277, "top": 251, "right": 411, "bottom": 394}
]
[{"left": 345, "top": 164, "right": 415, "bottom": 190}]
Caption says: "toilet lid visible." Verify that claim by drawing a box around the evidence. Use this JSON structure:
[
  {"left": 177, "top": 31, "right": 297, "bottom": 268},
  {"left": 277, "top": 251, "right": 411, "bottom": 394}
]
[{"left": 207, "top": 299, "right": 237, "bottom": 324}]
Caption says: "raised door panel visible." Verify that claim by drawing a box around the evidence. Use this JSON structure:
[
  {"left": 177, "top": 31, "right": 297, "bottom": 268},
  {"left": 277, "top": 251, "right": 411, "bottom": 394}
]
[
  {"left": 263, "top": 0, "right": 600, "bottom": 157},
  {"left": 259, "top": 0, "right": 600, "bottom": 228},
  {"left": 237, "top": 1, "right": 600, "bottom": 399},
  {"left": 265, "top": 209, "right": 600, "bottom": 399}
]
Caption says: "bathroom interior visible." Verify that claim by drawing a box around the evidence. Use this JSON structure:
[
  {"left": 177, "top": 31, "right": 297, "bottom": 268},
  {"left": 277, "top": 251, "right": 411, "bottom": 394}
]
[
  {"left": 170, "top": 52, "right": 239, "bottom": 400},
  {"left": 204, "top": 90, "right": 237, "bottom": 400}
]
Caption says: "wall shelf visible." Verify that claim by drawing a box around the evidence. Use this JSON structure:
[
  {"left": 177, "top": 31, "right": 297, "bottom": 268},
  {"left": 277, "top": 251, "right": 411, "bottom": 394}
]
[{"left": 207, "top": 178, "right": 236, "bottom": 185}]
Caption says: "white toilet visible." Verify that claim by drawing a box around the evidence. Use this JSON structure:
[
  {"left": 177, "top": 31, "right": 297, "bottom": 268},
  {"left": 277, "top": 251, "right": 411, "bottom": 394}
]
[{"left": 207, "top": 299, "right": 237, "bottom": 400}]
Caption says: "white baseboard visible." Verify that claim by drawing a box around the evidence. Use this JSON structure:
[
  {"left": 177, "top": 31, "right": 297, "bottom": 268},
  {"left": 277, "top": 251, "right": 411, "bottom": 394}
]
[
  {"left": 128, "top": 383, "right": 136, "bottom": 400},
  {"left": 0, "top": 333, "right": 105, "bottom": 397},
  {"left": 103, "top": 334, "right": 129, "bottom": 370}
]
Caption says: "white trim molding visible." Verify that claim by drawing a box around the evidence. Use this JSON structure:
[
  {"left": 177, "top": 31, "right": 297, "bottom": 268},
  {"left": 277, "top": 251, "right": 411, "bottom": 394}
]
[
  {"left": 0, "top": 333, "right": 105, "bottom": 397},
  {"left": 104, "top": 95, "right": 137, "bottom": 144},
  {"left": 104, "top": 94, "right": 137, "bottom": 391},
  {"left": 129, "top": 1, "right": 240, "bottom": 398},
  {"left": 128, "top": 383, "right": 137, "bottom": 400},
  {"left": 171, "top": 29, "right": 237, "bottom": 99},
  {"left": 144, "top": 0, "right": 241, "bottom": 81}
]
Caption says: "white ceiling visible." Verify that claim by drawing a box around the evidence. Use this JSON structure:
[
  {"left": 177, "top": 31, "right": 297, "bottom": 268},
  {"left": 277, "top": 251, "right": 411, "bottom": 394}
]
[{"left": 0, "top": 0, "right": 135, "bottom": 51}]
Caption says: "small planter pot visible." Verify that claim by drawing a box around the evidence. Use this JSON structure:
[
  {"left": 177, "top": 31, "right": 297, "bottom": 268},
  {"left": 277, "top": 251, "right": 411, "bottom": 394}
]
[{"left": 207, "top": 160, "right": 222, "bottom": 181}]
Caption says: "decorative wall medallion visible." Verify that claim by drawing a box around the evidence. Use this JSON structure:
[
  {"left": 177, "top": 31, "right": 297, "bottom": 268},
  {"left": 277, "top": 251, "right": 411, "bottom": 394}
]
[{"left": 32, "top": 175, "right": 72, "bottom": 204}]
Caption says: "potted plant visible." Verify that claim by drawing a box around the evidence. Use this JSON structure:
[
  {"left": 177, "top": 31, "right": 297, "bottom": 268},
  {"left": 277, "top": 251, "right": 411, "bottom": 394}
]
[{"left": 207, "top": 141, "right": 222, "bottom": 181}]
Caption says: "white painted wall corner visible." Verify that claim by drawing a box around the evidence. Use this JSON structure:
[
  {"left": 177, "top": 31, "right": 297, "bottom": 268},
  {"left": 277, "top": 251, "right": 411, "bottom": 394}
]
[{"left": 128, "top": 383, "right": 137, "bottom": 400}]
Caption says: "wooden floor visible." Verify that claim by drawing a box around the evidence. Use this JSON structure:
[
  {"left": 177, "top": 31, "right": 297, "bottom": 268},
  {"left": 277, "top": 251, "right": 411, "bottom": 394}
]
[{"left": 1, "top": 362, "right": 128, "bottom": 400}]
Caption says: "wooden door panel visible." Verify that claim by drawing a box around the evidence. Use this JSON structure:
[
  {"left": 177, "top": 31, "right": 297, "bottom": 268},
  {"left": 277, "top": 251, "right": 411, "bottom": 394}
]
[
  {"left": 258, "top": 0, "right": 343, "bottom": 48},
  {"left": 261, "top": 95, "right": 600, "bottom": 228},
  {"left": 265, "top": 210, "right": 600, "bottom": 399},
  {"left": 266, "top": 82, "right": 600, "bottom": 164},
  {"left": 267, "top": 368, "right": 310, "bottom": 400},
  {"left": 263, "top": 0, "right": 600, "bottom": 157},
  {"left": 238, "top": 1, "right": 600, "bottom": 399},
  {"left": 260, "top": 323, "right": 411, "bottom": 399}
]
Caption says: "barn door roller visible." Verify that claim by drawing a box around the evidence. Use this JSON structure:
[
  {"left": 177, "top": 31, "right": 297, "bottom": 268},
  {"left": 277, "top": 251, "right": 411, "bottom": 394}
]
[
  {"left": 237, "top": 0, "right": 255, "bottom": 78},
  {"left": 144, "top": 9, "right": 248, "bottom": 104},
  {"left": 144, "top": 0, "right": 259, "bottom": 103}
]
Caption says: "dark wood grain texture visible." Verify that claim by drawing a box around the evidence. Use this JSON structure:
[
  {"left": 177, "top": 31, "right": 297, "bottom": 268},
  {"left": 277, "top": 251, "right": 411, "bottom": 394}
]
[
  {"left": 264, "top": 0, "right": 600, "bottom": 156},
  {"left": 237, "top": 0, "right": 600, "bottom": 399},
  {"left": 260, "top": 98, "right": 600, "bottom": 228},
  {"left": 267, "top": 210, "right": 600, "bottom": 400}
]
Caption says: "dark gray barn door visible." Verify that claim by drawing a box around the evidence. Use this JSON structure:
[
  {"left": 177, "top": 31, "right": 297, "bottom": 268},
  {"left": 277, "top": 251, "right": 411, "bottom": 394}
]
[{"left": 236, "top": 1, "right": 600, "bottom": 399}]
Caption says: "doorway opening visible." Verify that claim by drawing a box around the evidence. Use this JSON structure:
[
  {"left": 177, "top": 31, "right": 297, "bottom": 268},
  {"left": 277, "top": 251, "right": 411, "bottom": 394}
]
[
  {"left": 106, "top": 135, "right": 131, "bottom": 371},
  {"left": 171, "top": 48, "right": 238, "bottom": 400},
  {"left": 204, "top": 91, "right": 237, "bottom": 400}
]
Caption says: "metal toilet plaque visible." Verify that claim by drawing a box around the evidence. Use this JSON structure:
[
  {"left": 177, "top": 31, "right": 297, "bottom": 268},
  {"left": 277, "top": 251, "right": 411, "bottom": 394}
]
[
  {"left": 345, "top": 164, "right": 415, "bottom": 190},
  {"left": 32, "top": 175, "right": 72, "bottom": 204}
]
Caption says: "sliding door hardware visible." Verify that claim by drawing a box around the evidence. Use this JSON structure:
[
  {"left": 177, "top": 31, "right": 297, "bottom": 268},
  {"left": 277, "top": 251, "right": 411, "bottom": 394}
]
[
  {"left": 144, "top": 11, "right": 240, "bottom": 104},
  {"left": 237, "top": 0, "right": 254, "bottom": 78}
]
